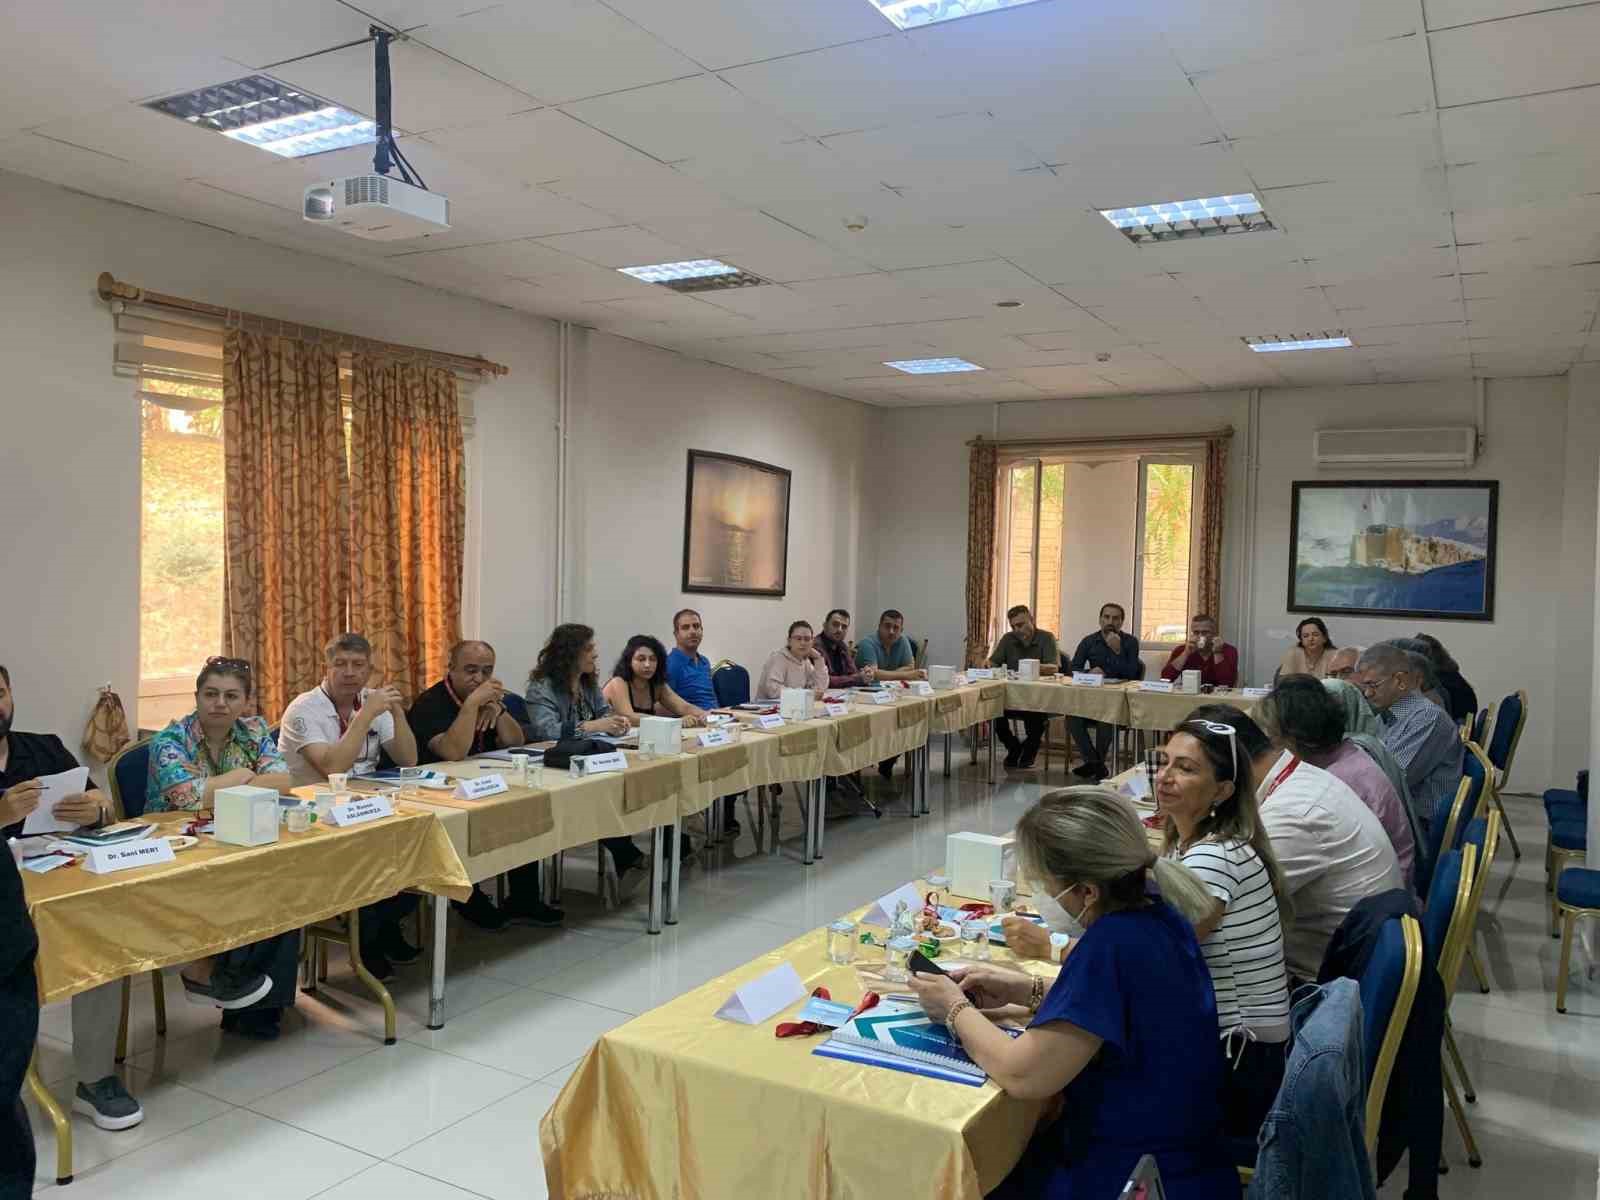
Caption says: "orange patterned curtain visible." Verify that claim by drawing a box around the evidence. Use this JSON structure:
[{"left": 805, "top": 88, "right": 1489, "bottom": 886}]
[
  {"left": 1196, "top": 435, "right": 1230, "bottom": 621},
  {"left": 349, "top": 355, "right": 465, "bottom": 702},
  {"left": 964, "top": 439, "right": 999, "bottom": 667},
  {"left": 221, "top": 330, "right": 349, "bottom": 722}
]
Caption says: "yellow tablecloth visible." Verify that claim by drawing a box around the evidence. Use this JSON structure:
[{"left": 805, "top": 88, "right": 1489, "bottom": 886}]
[
  {"left": 1003, "top": 678, "right": 1131, "bottom": 723},
  {"left": 929, "top": 683, "right": 1007, "bottom": 735},
  {"left": 1123, "top": 687, "right": 1262, "bottom": 731},
  {"left": 402, "top": 754, "right": 714, "bottom": 885},
  {"left": 822, "top": 695, "right": 931, "bottom": 775},
  {"left": 541, "top": 885, "right": 1056, "bottom": 1200},
  {"left": 23, "top": 808, "right": 470, "bottom": 1004}
]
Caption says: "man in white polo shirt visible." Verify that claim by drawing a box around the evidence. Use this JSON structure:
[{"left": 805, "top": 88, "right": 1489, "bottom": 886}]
[
  {"left": 278, "top": 632, "right": 420, "bottom": 977},
  {"left": 1189, "top": 704, "right": 1402, "bottom": 983},
  {"left": 279, "top": 632, "right": 418, "bottom": 784}
]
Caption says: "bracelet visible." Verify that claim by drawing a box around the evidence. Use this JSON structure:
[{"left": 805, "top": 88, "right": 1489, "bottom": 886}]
[
  {"left": 1028, "top": 974, "right": 1046, "bottom": 1012},
  {"left": 944, "top": 1000, "right": 974, "bottom": 1029}
]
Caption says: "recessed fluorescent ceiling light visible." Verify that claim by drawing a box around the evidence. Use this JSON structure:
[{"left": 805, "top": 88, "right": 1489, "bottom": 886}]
[
  {"left": 884, "top": 357, "right": 985, "bottom": 374},
  {"left": 867, "top": 0, "right": 1046, "bottom": 29},
  {"left": 617, "top": 259, "right": 766, "bottom": 294},
  {"left": 146, "top": 74, "right": 376, "bottom": 159},
  {"left": 1099, "top": 194, "right": 1273, "bottom": 244},
  {"left": 1245, "top": 333, "right": 1355, "bottom": 353}
]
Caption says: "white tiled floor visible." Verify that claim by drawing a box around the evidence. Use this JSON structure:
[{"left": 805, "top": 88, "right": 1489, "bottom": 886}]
[{"left": 25, "top": 756, "right": 1600, "bottom": 1198}]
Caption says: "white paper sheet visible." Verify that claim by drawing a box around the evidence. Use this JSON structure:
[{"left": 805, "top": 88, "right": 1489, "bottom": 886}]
[
  {"left": 713, "top": 962, "right": 806, "bottom": 1025},
  {"left": 22, "top": 767, "right": 89, "bottom": 835}
]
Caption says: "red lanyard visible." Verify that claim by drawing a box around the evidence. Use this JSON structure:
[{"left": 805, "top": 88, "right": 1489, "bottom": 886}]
[
  {"left": 322, "top": 687, "right": 350, "bottom": 736},
  {"left": 1262, "top": 755, "right": 1301, "bottom": 801}
]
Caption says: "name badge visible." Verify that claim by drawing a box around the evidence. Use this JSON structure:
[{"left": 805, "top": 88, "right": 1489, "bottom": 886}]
[
  {"left": 579, "top": 751, "right": 627, "bottom": 774},
  {"left": 1071, "top": 672, "right": 1103, "bottom": 687},
  {"left": 82, "top": 838, "right": 177, "bottom": 874},
  {"left": 698, "top": 729, "right": 733, "bottom": 747},
  {"left": 756, "top": 714, "right": 786, "bottom": 730},
  {"left": 1242, "top": 686, "right": 1271, "bottom": 698},
  {"left": 824, "top": 702, "right": 850, "bottom": 717},
  {"left": 911, "top": 681, "right": 935, "bottom": 696},
  {"left": 454, "top": 773, "right": 509, "bottom": 800},
  {"left": 1138, "top": 680, "right": 1175, "bottom": 693},
  {"left": 871, "top": 692, "right": 896, "bottom": 705},
  {"left": 328, "top": 795, "right": 395, "bottom": 827},
  {"left": 967, "top": 668, "right": 995, "bottom": 679}
]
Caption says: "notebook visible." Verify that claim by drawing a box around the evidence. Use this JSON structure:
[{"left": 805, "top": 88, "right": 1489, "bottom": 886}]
[
  {"left": 56, "top": 822, "right": 156, "bottom": 848},
  {"left": 813, "top": 1000, "right": 991, "bottom": 1085}
]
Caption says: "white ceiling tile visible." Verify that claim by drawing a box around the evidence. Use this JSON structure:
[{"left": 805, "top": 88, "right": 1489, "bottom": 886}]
[
  {"left": 890, "top": 258, "right": 1044, "bottom": 292},
  {"left": 534, "top": 225, "right": 700, "bottom": 268},
  {"left": 1446, "top": 152, "right": 1600, "bottom": 211},
  {"left": 1147, "top": 0, "right": 1419, "bottom": 74},
  {"left": 561, "top": 75, "right": 807, "bottom": 164},
  {"left": 273, "top": 41, "right": 535, "bottom": 136},
  {"left": 1231, "top": 113, "right": 1441, "bottom": 189},
  {"left": 822, "top": 113, "right": 1044, "bottom": 184},
  {"left": 31, "top": 102, "right": 282, "bottom": 179},
  {"left": 1440, "top": 86, "right": 1600, "bottom": 164},
  {"left": 1431, "top": 5, "right": 1600, "bottom": 106},
  {"left": 1193, "top": 36, "right": 1433, "bottom": 139},
  {"left": 412, "top": 0, "right": 702, "bottom": 105},
  {"left": 422, "top": 109, "right": 657, "bottom": 185},
  {"left": 720, "top": 37, "right": 964, "bottom": 138},
  {"left": 543, "top": 163, "right": 735, "bottom": 223},
  {"left": 600, "top": 0, "right": 893, "bottom": 71},
  {"left": 1068, "top": 142, "right": 1255, "bottom": 212}
]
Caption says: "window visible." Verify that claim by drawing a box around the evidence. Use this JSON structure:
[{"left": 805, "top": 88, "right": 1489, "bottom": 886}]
[
  {"left": 996, "top": 450, "right": 1203, "bottom": 650},
  {"left": 139, "top": 385, "right": 225, "bottom": 731}
]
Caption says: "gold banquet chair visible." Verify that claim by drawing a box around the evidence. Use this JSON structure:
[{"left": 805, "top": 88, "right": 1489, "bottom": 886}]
[{"left": 1427, "top": 842, "right": 1482, "bottom": 1168}]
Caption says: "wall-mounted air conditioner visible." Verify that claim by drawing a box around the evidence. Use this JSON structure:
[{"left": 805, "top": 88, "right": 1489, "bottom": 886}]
[{"left": 1313, "top": 426, "right": 1478, "bottom": 470}]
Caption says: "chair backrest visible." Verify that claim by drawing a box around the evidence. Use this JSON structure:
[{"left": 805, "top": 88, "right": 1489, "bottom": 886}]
[
  {"left": 1454, "top": 813, "right": 1501, "bottom": 1001},
  {"left": 1423, "top": 845, "right": 1477, "bottom": 994},
  {"left": 1460, "top": 743, "right": 1493, "bottom": 830},
  {"left": 1485, "top": 690, "right": 1526, "bottom": 774},
  {"left": 1470, "top": 707, "right": 1489, "bottom": 745},
  {"left": 711, "top": 662, "right": 751, "bottom": 708},
  {"left": 1420, "top": 776, "right": 1472, "bottom": 892},
  {"left": 1358, "top": 914, "right": 1423, "bottom": 1161},
  {"left": 108, "top": 737, "right": 153, "bottom": 819}
]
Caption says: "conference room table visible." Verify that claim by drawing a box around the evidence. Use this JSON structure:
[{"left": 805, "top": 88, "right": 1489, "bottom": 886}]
[
  {"left": 540, "top": 876, "right": 1059, "bottom": 1200},
  {"left": 20, "top": 806, "right": 471, "bottom": 1184}
]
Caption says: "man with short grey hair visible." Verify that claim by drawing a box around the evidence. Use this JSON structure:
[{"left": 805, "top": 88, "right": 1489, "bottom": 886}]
[
  {"left": 1325, "top": 646, "right": 1360, "bottom": 681},
  {"left": 1352, "top": 643, "right": 1462, "bottom": 829}
]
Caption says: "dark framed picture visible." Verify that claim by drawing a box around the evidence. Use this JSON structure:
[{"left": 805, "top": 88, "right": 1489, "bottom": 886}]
[
  {"left": 1288, "top": 480, "right": 1498, "bottom": 621},
  {"left": 681, "top": 450, "right": 792, "bottom": 597}
]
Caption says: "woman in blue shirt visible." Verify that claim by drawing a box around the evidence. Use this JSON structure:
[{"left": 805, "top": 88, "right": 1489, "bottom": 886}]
[{"left": 908, "top": 788, "right": 1239, "bottom": 1199}]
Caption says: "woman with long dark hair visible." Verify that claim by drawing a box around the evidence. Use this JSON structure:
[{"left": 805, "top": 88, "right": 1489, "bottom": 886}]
[
  {"left": 601, "top": 634, "right": 708, "bottom": 726},
  {"left": 1276, "top": 617, "right": 1334, "bottom": 680},
  {"left": 525, "top": 624, "right": 646, "bottom": 882},
  {"left": 1411, "top": 631, "right": 1478, "bottom": 723},
  {"left": 1156, "top": 716, "right": 1293, "bottom": 1136}
]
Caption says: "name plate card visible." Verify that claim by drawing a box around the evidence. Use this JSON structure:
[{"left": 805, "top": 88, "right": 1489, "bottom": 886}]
[
  {"left": 911, "top": 681, "right": 935, "bottom": 696},
  {"left": 697, "top": 729, "right": 733, "bottom": 748},
  {"left": 82, "top": 838, "right": 177, "bottom": 874},
  {"left": 755, "top": 714, "right": 786, "bottom": 730},
  {"left": 714, "top": 962, "right": 807, "bottom": 1026},
  {"left": 328, "top": 795, "right": 395, "bottom": 827},
  {"left": 579, "top": 751, "right": 628, "bottom": 775},
  {"left": 1138, "top": 680, "right": 1175, "bottom": 693},
  {"left": 871, "top": 692, "right": 896, "bottom": 706},
  {"left": 454, "top": 773, "right": 509, "bottom": 800},
  {"left": 1071, "top": 672, "right": 1103, "bottom": 687},
  {"left": 967, "top": 668, "right": 996, "bottom": 679},
  {"left": 705, "top": 713, "right": 733, "bottom": 725},
  {"left": 824, "top": 702, "right": 850, "bottom": 717},
  {"left": 1242, "top": 687, "right": 1271, "bottom": 698}
]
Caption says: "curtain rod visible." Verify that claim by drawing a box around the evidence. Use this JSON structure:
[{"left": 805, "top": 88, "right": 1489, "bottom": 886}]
[
  {"left": 967, "top": 427, "right": 1233, "bottom": 451},
  {"left": 96, "top": 272, "right": 511, "bottom": 378}
]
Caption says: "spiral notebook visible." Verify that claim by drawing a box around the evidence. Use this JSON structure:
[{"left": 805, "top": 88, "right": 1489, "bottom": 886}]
[{"left": 813, "top": 1000, "right": 991, "bottom": 1085}]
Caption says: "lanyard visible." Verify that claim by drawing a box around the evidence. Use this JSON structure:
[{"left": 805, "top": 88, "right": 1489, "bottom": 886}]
[
  {"left": 1262, "top": 755, "right": 1302, "bottom": 802},
  {"left": 322, "top": 686, "right": 352, "bottom": 736},
  {"left": 444, "top": 676, "right": 489, "bottom": 754}
]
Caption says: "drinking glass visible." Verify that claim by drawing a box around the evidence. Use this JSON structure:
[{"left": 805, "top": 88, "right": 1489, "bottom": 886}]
[
  {"left": 884, "top": 935, "right": 917, "bottom": 982},
  {"left": 960, "top": 916, "right": 991, "bottom": 961},
  {"left": 989, "top": 879, "right": 1017, "bottom": 914},
  {"left": 285, "top": 806, "right": 312, "bottom": 834},
  {"left": 827, "top": 918, "right": 859, "bottom": 966}
]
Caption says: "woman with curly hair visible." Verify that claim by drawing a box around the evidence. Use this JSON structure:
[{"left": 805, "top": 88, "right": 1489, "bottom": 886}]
[{"left": 601, "top": 634, "right": 707, "bottom": 726}]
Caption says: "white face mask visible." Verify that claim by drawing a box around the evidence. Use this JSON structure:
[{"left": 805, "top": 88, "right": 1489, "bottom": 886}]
[{"left": 1035, "top": 885, "right": 1086, "bottom": 938}]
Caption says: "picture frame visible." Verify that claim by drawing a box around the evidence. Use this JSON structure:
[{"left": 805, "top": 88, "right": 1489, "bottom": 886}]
[
  {"left": 681, "top": 450, "right": 792, "bottom": 597},
  {"left": 1287, "top": 480, "right": 1499, "bottom": 621}
]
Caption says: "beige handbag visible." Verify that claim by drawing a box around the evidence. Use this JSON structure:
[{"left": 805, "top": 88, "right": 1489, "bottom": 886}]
[{"left": 82, "top": 685, "right": 132, "bottom": 763}]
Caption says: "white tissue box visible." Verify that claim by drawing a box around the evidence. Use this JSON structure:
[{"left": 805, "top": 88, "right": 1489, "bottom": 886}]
[
  {"left": 213, "top": 785, "right": 281, "bottom": 847},
  {"left": 1018, "top": 658, "right": 1041, "bottom": 681},
  {"left": 929, "top": 665, "right": 957, "bottom": 690},
  {"left": 780, "top": 687, "right": 813, "bottom": 721},
  {"left": 947, "top": 831, "right": 1018, "bottom": 900},
  {"left": 638, "top": 715, "right": 683, "bottom": 755}
]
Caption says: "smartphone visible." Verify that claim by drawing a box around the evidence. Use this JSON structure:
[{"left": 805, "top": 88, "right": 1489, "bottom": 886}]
[
  {"left": 1118, "top": 1155, "right": 1166, "bottom": 1200},
  {"left": 908, "top": 949, "right": 947, "bottom": 977}
]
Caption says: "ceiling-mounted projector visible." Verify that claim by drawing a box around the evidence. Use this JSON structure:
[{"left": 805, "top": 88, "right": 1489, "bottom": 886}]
[{"left": 304, "top": 175, "right": 449, "bottom": 240}]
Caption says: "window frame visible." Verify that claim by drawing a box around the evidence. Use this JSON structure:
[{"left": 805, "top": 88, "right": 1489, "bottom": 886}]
[{"left": 1132, "top": 452, "right": 1206, "bottom": 651}]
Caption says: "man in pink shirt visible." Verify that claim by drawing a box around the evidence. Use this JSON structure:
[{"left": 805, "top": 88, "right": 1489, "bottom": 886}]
[{"left": 1262, "top": 675, "right": 1415, "bottom": 885}]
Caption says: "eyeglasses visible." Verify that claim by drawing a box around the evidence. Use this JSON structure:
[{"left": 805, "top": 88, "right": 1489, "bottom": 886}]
[
  {"left": 204, "top": 656, "right": 252, "bottom": 675},
  {"left": 1180, "top": 718, "right": 1240, "bottom": 783}
]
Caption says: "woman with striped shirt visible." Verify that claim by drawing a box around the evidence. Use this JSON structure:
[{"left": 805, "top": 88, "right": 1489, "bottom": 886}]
[{"left": 1157, "top": 717, "right": 1294, "bottom": 1139}]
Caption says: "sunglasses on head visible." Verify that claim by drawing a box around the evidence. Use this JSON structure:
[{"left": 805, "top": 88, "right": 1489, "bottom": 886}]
[
  {"left": 1178, "top": 718, "right": 1240, "bottom": 783},
  {"left": 205, "top": 656, "right": 252, "bottom": 675}
]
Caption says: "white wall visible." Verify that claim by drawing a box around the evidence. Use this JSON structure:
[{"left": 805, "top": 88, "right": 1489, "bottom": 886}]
[
  {"left": 565, "top": 328, "right": 869, "bottom": 676},
  {"left": 862, "top": 390, "right": 1252, "bottom": 666},
  {"left": 866, "top": 375, "right": 1596, "bottom": 793},
  {"left": 0, "top": 168, "right": 869, "bottom": 756}
]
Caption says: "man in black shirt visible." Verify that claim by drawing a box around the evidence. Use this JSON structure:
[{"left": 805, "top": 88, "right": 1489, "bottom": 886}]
[
  {"left": 0, "top": 665, "right": 145, "bottom": 1134},
  {"left": 407, "top": 641, "right": 562, "bottom": 931},
  {"left": 1064, "top": 603, "right": 1142, "bottom": 780},
  {"left": 1, "top": 829, "right": 38, "bottom": 1198}
]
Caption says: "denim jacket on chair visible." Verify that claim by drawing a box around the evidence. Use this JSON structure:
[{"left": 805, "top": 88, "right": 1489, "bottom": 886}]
[{"left": 1248, "top": 978, "right": 1375, "bottom": 1200}]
